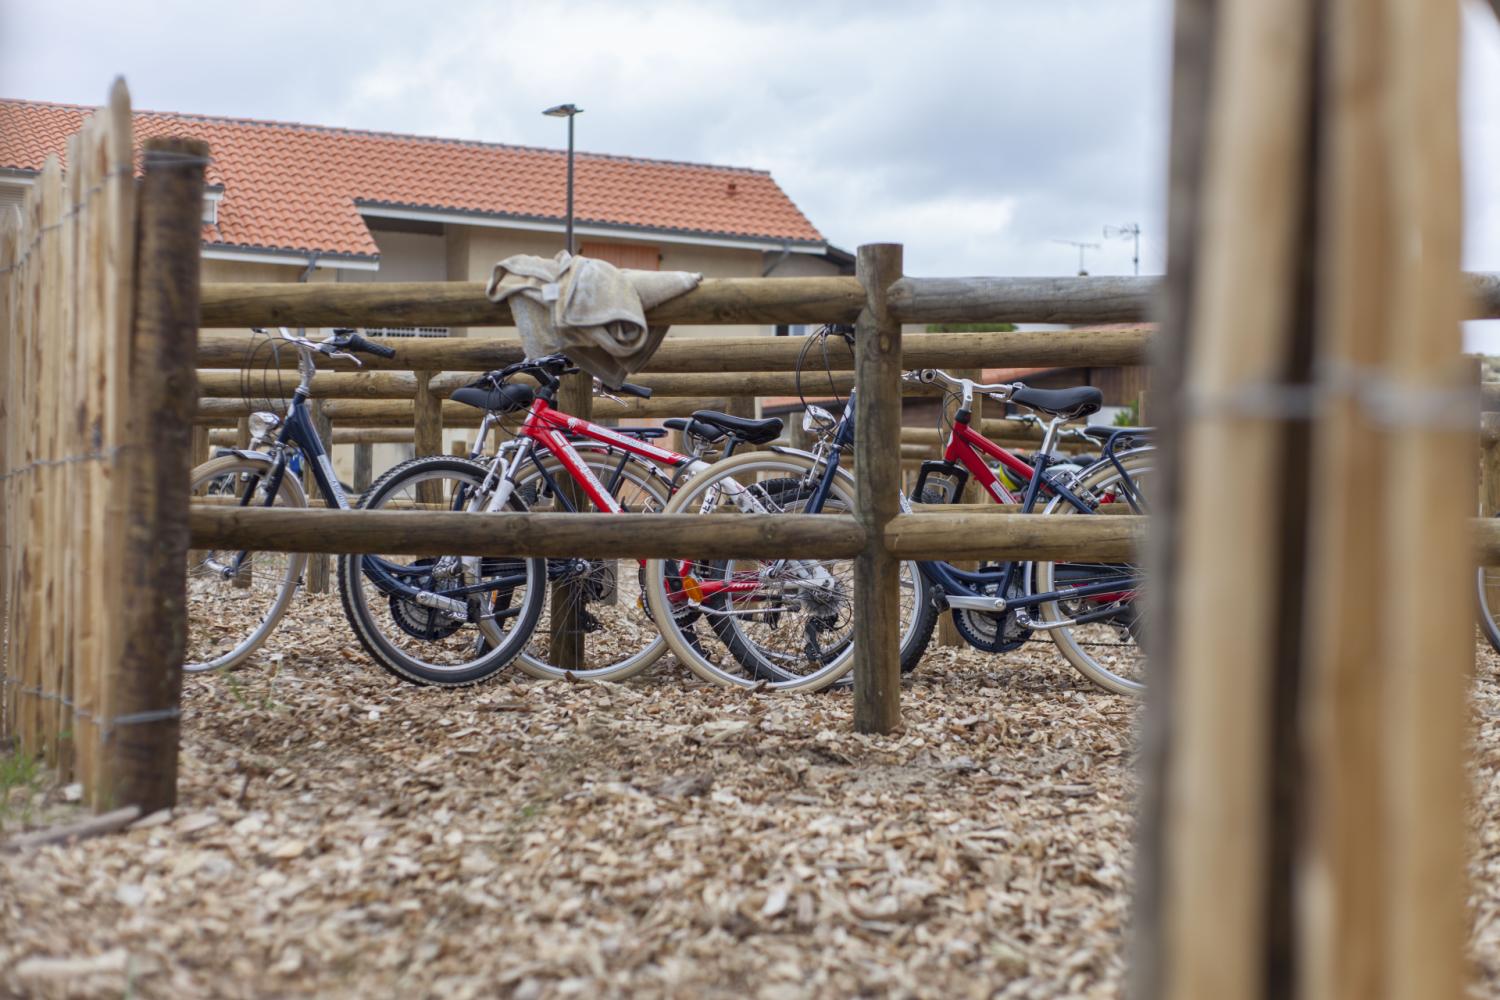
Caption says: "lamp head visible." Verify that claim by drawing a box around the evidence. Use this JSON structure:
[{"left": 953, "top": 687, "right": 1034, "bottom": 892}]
[{"left": 543, "top": 103, "right": 582, "bottom": 118}]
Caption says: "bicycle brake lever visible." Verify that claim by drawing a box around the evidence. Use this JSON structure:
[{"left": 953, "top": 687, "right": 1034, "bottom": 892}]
[{"left": 325, "top": 349, "right": 364, "bottom": 367}]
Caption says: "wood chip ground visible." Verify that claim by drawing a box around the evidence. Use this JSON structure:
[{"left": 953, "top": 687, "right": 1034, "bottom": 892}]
[{"left": 2, "top": 595, "right": 1498, "bottom": 997}]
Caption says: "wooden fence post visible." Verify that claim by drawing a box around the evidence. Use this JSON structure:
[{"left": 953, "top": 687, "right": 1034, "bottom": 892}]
[
  {"left": 413, "top": 369, "right": 443, "bottom": 506},
  {"left": 96, "top": 136, "right": 205, "bottom": 814},
  {"left": 548, "top": 371, "right": 593, "bottom": 671},
  {"left": 852, "top": 244, "right": 903, "bottom": 733},
  {"left": 352, "top": 443, "right": 373, "bottom": 493}
]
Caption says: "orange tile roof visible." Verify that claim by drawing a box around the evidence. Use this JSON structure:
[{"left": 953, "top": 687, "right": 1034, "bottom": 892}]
[{"left": 0, "top": 98, "right": 824, "bottom": 261}]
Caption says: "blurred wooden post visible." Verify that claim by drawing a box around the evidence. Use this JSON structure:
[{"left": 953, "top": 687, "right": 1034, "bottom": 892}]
[
  {"left": 852, "top": 244, "right": 903, "bottom": 733},
  {"left": 413, "top": 369, "right": 442, "bottom": 505},
  {"left": 450, "top": 439, "right": 468, "bottom": 458},
  {"left": 97, "top": 136, "right": 204, "bottom": 814},
  {"left": 302, "top": 400, "right": 332, "bottom": 593},
  {"left": 190, "top": 425, "right": 210, "bottom": 468},
  {"left": 1481, "top": 409, "right": 1500, "bottom": 794},
  {"left": 549, "top": 371, "right": 593, "bottom": 671},
  {"left": 352, "top": 443, "right": 373, "bottom": 493},
  {"left": 235, "top": 416, "right": 251, "bottom": 449}
]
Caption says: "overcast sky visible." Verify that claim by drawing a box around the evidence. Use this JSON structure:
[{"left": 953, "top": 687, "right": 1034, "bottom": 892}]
[{"left": 6, "top": 0, "right": 1500, "bottom": 341}]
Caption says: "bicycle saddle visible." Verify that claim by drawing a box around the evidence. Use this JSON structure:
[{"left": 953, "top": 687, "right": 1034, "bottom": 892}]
[
  {"left": 689, "top": 410, "right": 785, "bottom": 445},
  {"left": 1010, "top": 385, "right": 1104, "bottom": 419},
  {"left": 1082, "top": 425, "right": 1155, "bottom": 441},
  {"left": 451, "top": 381, "right": 535, "bottom": 413}
]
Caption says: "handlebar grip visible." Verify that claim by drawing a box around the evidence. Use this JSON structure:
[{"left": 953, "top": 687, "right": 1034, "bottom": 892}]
[
  {"left": 348, "top": 333, "right": 397, "bottom": 359},
  {"left": 615, "top": 381, "right": 653, "bottom": 400}
]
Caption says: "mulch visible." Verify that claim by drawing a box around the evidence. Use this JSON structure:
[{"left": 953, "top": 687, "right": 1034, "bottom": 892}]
[{"left": 3, "top": 595, "right": 1498, "bottom": 998}]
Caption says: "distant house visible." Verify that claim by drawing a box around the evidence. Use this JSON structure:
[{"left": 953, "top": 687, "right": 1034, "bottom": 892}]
[{"left": 0, "top": 99, "right": 846, "bottom": 343}]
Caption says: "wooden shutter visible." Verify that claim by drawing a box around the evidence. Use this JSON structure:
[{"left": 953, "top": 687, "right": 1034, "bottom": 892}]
[{"left": 579, "top": 240, "right": 660, "bottom": 271}]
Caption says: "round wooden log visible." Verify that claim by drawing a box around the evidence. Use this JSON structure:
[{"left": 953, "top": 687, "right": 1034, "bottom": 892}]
[
  {"left": 197, "top": 328, "right": 1153, "bottom": 374},
  {"left": 194, "top": 396, "right": 730, "bottom": 425},
  {"left": 188, "top": 507, "right": 867, "bottom": 559},
  {"left": 210, "top": 427, "right": 417, "bottom": 446},
  {"left": 199, "top": 272, "right": 1500, "bottom": 331},
  {"left": 882, "top": 512, "right": 1147, "bottom": 561},
  {"left": 198, "top": 276, "right": 866, "bottom": 329},
  {"left": 102, "top": 136, "right": 205, "bottom": 815}
]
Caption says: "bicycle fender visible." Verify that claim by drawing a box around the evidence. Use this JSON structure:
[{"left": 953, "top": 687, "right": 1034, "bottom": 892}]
[{"left": 226, "top": 448, "right": 276, "bottom": 463}]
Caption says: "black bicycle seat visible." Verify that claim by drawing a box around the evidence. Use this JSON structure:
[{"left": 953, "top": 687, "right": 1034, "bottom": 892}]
[
  {"left": 1011, "top": 385, "right": 1104, "bottom": 419},
  {"left": 1082, "top": 425, "right": 1155, "bottom": 441},
  {"left": 664, "top": 417, "right": 726, "bottom": 443},
  {"left": 689, "top": 410, "right": 784, "bottom": 445}
]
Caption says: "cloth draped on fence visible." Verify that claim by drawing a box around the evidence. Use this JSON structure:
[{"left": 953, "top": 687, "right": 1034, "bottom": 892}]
[{"left": 485, "top": 251, "right": 700, "bottom": 387}]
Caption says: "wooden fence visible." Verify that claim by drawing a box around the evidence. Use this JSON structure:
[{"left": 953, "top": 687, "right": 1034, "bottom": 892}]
[
  {"left": 0, "top": 20, "right": 1492, "bottom": 991},
  {"left": 0, "top": 81, "right": 204, "bottom": 815}
]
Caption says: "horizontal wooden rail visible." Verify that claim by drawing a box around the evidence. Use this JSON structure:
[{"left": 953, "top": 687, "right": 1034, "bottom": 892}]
[
  {"left": 194, "top": 395, "right": 729, "bottom": 425},
  {"left": 198, "top": 327, "right": 1154, "bottom": 374},
  {"left": 910, "top": 502, "right": 1143, "bottom": 514},
  {"left": 883, "top": 513, "right": 1147, "bottom": 560},
  {"left": 200, "top": 277, "right": 865, "bottom": 329},
  {"left": 188, "top": 507, "right": 867, "bottom": 559},
  {"left": 196, "top": 368, "right": 953, "bottom": 401},
  {"left": 208, "top": 427, "right": 418, "bottom": 445},
  {"left": 199, "top": 272, "right": 1500, "bottom": 331}
]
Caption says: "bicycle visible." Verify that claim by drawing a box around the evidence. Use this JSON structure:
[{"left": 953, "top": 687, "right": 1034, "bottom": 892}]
[
  {"left": 644, "top": 368, "right": 1152, "bottom": 695},
  {"left": 337, "top": 353, "right": 798, "bottom": 686},
  {"left": 184, "top": 326, "right": 397, "bottom": 672}
]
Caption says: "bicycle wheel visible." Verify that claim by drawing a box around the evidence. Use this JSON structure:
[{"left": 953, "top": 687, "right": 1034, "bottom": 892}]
[
  {"left": 185, "top": 455, "right": 307, "bottom": 673},
  {"left": 643, "top": 452, "right": 931, "bottom": 691},
  {"left": 336, "top": 456, "right": 545, "bottom": 687},
  {"left": 1032, "top": 448, "right": 1153, "bottom": 696},
  {"left": 509, "top": 447, "right": 672, "bottom": 681}
]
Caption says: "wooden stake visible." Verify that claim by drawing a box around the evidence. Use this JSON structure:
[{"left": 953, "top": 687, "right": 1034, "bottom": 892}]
[
  {"left": 852, "top": 244, "right": 903, "bottom": 734},
  {"left": 96, "top": 137, "right": 205, "bottom": 814},
  {"left": 548, "top": 372, "right": 593, "bottom": 672}
]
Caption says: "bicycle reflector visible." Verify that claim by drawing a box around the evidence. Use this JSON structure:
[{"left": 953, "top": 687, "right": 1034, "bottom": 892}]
[{"left": 681, "top": 575, "right": 705, "bottom": 604}]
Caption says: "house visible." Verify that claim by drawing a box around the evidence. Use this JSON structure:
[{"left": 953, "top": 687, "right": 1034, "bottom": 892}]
[
  {"left": 1, "top": 98, "right": 846, "bottom": 475},
  {"left": 0, "top": 98, "right": 843, "bottom": 343}
]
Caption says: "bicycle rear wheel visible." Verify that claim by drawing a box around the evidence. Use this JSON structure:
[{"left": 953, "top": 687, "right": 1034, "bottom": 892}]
[
  {"left": 1479, "top": 517, "right": 1500, "bottom": 652},
  {"left": 509, "top": 448, "right": 672, "bottom": 681},
  {"left": 185, "top": 455, "right": 307, "bottom": 673},
  {"left": 337, "top": 456, "right": 545, "bottom": 687}
]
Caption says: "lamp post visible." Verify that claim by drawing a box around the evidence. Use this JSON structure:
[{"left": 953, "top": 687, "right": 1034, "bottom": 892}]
[{"left": 543, "top": 103, "right": 583, "bottom": 255}]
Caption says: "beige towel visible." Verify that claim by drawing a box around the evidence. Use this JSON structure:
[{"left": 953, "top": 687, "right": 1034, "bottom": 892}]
[{"left": 484, "top": 251, "right": 701, "bottom": 387}]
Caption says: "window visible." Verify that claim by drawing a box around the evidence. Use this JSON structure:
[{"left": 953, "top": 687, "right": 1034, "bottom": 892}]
[{"left": 578, "top": 240, "right": 660, "bottom": 271}]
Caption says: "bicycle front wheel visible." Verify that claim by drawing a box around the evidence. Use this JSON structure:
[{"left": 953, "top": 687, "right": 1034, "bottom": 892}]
[
  {"left": 185, "top": 455, "right": 307, "bottom": 673},
  {"left": 1032, "top": 448, "right": 1154, "bottom": 696},
  {"left": 1479, "top": 516, "right": 1500, "bottom": 652},
  {"left": 644, "top": 452, "right": 929, "bottom": 691},
  {"left": 336, "top": 456, "right": 546, "bottom": 687}
]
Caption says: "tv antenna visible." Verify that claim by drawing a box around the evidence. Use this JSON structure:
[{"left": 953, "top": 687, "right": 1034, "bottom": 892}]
[
  {"left": 1105, "top": 223, "right": 1142, "bottom": 276},
  {"left": 1052, "top": 239, "right": 1101, "bottom": 277}
]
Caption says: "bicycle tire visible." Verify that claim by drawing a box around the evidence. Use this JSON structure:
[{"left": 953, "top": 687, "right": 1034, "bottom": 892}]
[
  {"left": 1033, "top": 448, "right": 1153, "bottom": 696},
  {"left": 184, "top": 455, "right": 308, "bottom": 673},
  {"left": 336, "top": 456, "right": 546, "bottom": 687}
]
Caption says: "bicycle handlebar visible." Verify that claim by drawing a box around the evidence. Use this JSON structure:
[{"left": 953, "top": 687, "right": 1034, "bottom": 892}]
[{"left": 904, "top": 368, "right": 1018, "bottom": 399}]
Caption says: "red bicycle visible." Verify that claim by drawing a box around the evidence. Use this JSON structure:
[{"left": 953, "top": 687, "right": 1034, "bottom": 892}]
[{"left": 336, "top": 354, "right": 786, "bottom": 686}]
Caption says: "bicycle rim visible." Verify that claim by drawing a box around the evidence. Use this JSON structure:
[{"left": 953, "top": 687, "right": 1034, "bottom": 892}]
[{"left": 184, "top": 455, "right": 307, "bottom": 673}]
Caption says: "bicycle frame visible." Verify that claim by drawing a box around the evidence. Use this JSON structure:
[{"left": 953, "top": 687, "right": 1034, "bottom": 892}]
[{"left": 798, "top": 387, "right": 1141, "bottom": 621}]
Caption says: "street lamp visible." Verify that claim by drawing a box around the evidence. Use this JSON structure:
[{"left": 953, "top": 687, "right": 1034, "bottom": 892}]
[{"left": 543, "top": 103, "right": 583, "bottom": 254}]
